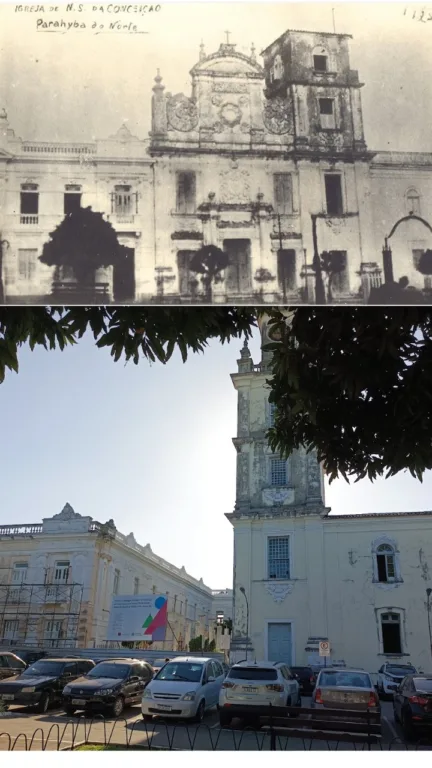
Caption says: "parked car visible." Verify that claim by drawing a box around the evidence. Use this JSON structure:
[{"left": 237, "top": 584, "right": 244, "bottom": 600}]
[
  {"left": 8, "top": 650, "right": 47, "bottom": 666},
  {"left": 151, "top": 658, "right": 172, "bottom": 676},
  {"left": 393, "top": 673, "right": 432, "bottom": 740},
  {"left": 0, "top": 657, "right": 95, "bottom": 713},
  {"left": 142, "top": 656, "right": 225, "bottom": 723},
  {"left": 0, "top": 652, "right": 27, "bottom": 681},
  {"left": 291, "top": 666, "right": 317, "bottom": 694},
  {"left": 219, "top": 660, "right": 301, "bottom": 727},
  {"left": 311, "top": 668, "right": 380, "bottom": 713},
  {"left": 377, "top": 663, "right": 418, "bottom": 699},
  {"left": 63, "top": 658, "right": 154, "bottom": 717}
]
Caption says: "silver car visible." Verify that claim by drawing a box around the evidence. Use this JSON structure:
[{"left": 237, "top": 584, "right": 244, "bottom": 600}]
[{"left": 311, "top": 668, "right": 380, "bottom": 713}]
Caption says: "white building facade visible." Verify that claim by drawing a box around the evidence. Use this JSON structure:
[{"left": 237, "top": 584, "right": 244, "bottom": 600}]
[
  {"left": 228, "top": 321, "right": 432, "bottom": 673},
  {"left": 0, "top": 503, "right": 232, "bottom": 652}
]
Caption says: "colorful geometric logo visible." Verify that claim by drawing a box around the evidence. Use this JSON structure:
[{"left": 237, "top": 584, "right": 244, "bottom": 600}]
[{"left": 143, "top": 596, "right": 168, "bottom": 641}]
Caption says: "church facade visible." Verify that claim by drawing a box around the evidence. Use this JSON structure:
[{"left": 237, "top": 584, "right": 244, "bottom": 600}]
[
  {"left": 228, "top": 320, "right": 432, "bottom": 673},
  {"left": 1, "top": 28, "right": 432, "bottom": 303}
]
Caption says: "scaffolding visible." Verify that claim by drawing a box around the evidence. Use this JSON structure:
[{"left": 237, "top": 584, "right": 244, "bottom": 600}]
[{"left": 0, "top": 566, "right": 84, "bottom": 649}]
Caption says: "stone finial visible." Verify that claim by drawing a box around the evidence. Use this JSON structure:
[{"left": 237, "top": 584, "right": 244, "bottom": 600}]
[
  {"left": 199, "top": 40, "right": 206, "bottom": 62},
  {"left": 0, "top": 108, "right": 7, "bottom": 120},
  {"left": 52, "top": 502, "right": 81, "bottom": 521},
  {"left": 250, "top": 43, "right": 256, "bottom": 62},
  {"left": 153, "top": 69, "right": 164, "bottom": 92},
  {"left": 240, "top": 338, "right": 251, "bottom": 359},
  {"left": 238, "top": 338, "right": 253, "bottom": 373}
]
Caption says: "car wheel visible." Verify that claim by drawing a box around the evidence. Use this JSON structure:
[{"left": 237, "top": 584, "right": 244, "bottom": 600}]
[
  {"left": 111, "top": 696, "right": 125, "bottom": 718},
  {"left": 219, "top": 711, "right": 232, "bottom": 728},
  {"left": 64, "top": 705, "right": 76, "bottom": 717},
  {"left": 35, "top": 692, "right": 50, "bottom": 714},
  {"left": 193, "top": 699, "right": 205, "bottom": 723},
  {"left": 402, "top": 711, "right": 415, "bottom": 742}
]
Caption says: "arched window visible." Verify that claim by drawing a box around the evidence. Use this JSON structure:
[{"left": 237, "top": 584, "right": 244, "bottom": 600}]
[
  {"left": 372, "top": 536, "right": 402, "bottom": 585},
  {"left": 376, "top": 543, "right": 396, "bottom": 582},
  {"left": 406, "top": 188, "right": 421, "bottom": 216}
]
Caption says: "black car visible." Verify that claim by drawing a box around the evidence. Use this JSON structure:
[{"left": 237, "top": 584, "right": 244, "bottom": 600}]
[
  {"left": 62, "top": 658, "right": 154, "bottom": 717},
  {"left": 9, "top": 649, "right": 47, "bottom": 666},
  {"left": 291, "top": 666, "right": 317, "bottom": 694},
  {"left": 393, "top": 674, "right": 432, "bottom": 740},
  {"left": 0, "top": 652, "right": 28, "bottom": 681},
  {"left": 0, "top": 657, "right": 95, "bottom": 713}
]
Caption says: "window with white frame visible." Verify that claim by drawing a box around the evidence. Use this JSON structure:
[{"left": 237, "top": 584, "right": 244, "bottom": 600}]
[
  {"left": 45, "top": 619, "right": 63, "bottom": 639},
  {"left": 270, "top": 456, "right": 288, "bottom": 486},
  {"left": 134, "top": 577, "right": 140, "bottom": 595},
  {"left": 268, "top": 536, "right": 290, "bottom": 580},
  {"left": 113, "top": 569, "right": 121, "bottom": 595},
  {"left": 381, "top": 612, "right": 402, "bottom": 654},
  {"left": 376, "top": 544, "right": 396, "bottom": 582},
  {"left": 12, "top": 563, "right": 28, "bottom": 584},
  {"left": 54, "top": 561, "right": 70, "bottom": 583},
  {"left": 3, "top": 620, "right": 19, "bottom": 639}
]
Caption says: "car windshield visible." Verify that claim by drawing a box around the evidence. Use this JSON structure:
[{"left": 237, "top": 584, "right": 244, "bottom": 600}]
[
  {"left": 153, "top": 660, "right": 170, "bottom": 667},
  {"left": 87, "top": 663, "right": 129, "bottom": 679},
  {"left": 23, "top": 661, "right": 64, "bottom": 677},
  {"left": 414, "top": 678, "right": 432, "bottom": 693},
  {"left": 387, "top": 665, "right": 416, "bottom": 676},
  {"left": 228, "top": 667, "right": 278, "bottom": 681},
  {"left": 155, "top": 662, "right": 203, "bottom": 683},
  {"left": 320, "top": 671, "right": 371, "bottom": 688}
]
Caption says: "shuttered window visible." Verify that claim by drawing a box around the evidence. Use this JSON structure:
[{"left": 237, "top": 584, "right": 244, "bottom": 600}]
[
  {"left": 273, "top": 174, "right": 293, "bottom": 215},
  {"left": 176, "top": 172, "right": 196, "bottom": 214}
]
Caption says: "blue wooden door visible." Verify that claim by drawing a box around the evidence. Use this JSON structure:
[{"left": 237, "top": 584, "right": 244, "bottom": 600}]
[{"left": 268, "top": 623, "right": 292, "bottom": 665}]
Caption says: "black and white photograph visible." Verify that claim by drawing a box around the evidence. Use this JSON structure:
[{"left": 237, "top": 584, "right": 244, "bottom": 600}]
[{"left": 1, "top": 2, "right": 432, "bottom": 305}]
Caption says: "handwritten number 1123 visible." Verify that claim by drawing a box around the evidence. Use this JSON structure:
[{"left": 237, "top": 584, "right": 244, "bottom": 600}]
[{"left": 403, "top": 7, "right": 432, "bottom": 21}]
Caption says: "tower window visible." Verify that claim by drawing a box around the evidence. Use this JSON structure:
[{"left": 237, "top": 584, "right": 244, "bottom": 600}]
[
  {"left": 314, "top": 55, "right": 328, "bottom": 72},
  {"left": 176, "top": 172, "right": 196, "bottom": 214},
  {"left": 381, "top": 612, "right": 402, "bottom": 654},
  {"left": 268, "top": 536, "right": 290, "bottom": 580},
  {"left": 270, "top": 456, "right": 288, "bottom": 486},
  {"left": 324, "top": 174, "right": 343, "bottom": 216},
  {"left": 273, "top": 173, "right": 293, "bottom": 215},
  {"left": 319, "top": 98, "right": 336, "bottom": 130}
]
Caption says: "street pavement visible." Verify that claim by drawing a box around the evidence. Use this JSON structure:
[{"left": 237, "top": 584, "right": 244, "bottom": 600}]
[{"left": 0, "top": 696, "right": 414, "bottom": 752}]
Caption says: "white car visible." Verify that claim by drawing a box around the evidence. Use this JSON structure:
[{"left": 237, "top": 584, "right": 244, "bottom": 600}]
[
  {"left": 377, "top": 663, "right": 417, "bottom": 698},
  {"left": 218, "top": 660, "right": 301, "bottom": 727},
  {"left": 142, "top": 656, "right": 225, "bottom": 723}
]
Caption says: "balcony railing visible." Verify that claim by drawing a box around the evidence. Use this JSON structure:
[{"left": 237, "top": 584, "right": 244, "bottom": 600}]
[
  {"left": 20, "top": 215, "right": 39, "bottom": 225},
  {"left": 0, "top": 524, "right": 43, "bottom": 536},
  {"left": 21, "top": 142, "right": 96, "bottom": 155}
]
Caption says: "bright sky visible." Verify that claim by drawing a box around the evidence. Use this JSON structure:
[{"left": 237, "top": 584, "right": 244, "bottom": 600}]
[
  {"left": 1, "top": 2, "right": 432, "bottom": 151},
  {"left": 1, "top": 330, "right": 432, "bottom": 590}
]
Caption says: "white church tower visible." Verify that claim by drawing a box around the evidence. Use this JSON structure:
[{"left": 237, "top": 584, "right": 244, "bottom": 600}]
[{"left": 227, "top": 316, "right": 331, "bottom": 665}]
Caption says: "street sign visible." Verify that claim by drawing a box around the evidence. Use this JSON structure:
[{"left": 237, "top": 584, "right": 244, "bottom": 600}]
[{"left": 319, "top": 641, "right": 330, "bottom": 657}]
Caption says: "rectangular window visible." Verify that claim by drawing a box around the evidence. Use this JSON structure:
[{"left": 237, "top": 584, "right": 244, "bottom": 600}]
[
  {"left": 377, "top": 555, "right": 395, "bottom": 582},
  {"left": 270, "top": 457, "right": 288, "bottom": 486},
  {"left": 319, "top": 98, "right": 336, "bottom": 130},
  {"left": 176, "top": 172, "right": 196, "bottom": 214},
  {"left": 112, "top": 185, "right": 136, "bottom": 216},
  {"left": 18, "top": 249, "right": 37, "bottom": 282},
  {"left": 113, "top": 569, "right": 120, "bottom": 595},
  {"left": 314, "top": 55, "right": 328, "bottom": 72},
  {"left": 328, "top": 250, "right": 349, "bottom": 294},
  {"left": 134, "top": 577, "right": 139, "bottom": 595},
  {"left": 274, "top": 173, "right": 293, "bottom": 215},
  {"left": 381, "top": 613, "right": 402, "bottom": 654},
  {"left": 216, "top": 611, "right": 224, "bottom": 625},
  {"left": 268, "top": 402, "right": 276, "bottom": 427},
  {"left": 277, "top": 249, "right": 296, "bottom": 293},
  {"left": 64, "top": 192, "right": 82, "bottom": 215},
  {"left": 3, "top": 620, "right": 19, "bottom": 638},
  {"left": 177, "top": 250, "right": 196, "bottom": 295},
  {"left": 268, "top": 536, "right": 290, "bottom": 580},
  {"left": 54, "top": 561, "right": 70, "bottom": 584},
  {"left": 20, "top": 185, "right": 39, "bottom": 215},
  {"left": 12, "top": 563, "right": 28, "bottom": 584},
  {"left": 325, "top": 174, "right": 343, "bottom": 216}
]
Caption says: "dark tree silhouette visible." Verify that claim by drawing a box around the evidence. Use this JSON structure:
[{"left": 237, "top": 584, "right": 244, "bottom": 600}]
[
  {"left": 415, "top": 249, "right": 432, "bottom": 292},
  {"left": 368, "top": 276, "right": 423, "bottom": 305},
  {"left": 320, "top": 251, "right": 346, "bottom": 304},
  {"left": 39, "top": 207, "right": 122, "bottom": 294},
  {"left": 190, "top": 245, "right": 229, "bottom": 301}
]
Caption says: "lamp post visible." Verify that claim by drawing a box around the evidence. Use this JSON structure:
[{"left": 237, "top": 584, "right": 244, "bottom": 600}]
[
  {"left": 382, "top": 213, "right": 432, "bottom": 285},
  {"left": 239, "top": 586, "right": 249, "bottom": 661},
  {"left": 427, "top": 588, "right": 432, "bottom": 662}
]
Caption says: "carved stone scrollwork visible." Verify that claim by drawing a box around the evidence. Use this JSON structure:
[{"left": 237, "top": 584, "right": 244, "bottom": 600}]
[
  {"left": 265, "top": 582, "right": 293, "bottom": 603},
  {"left": 213, "top": 82, "right": 248, "bottom": 94},
  {"left": 240, "top": 123, "right": 250, "bottom": 134},
  {"left": 220, "top": 103, "right": 242, "bottom": 128},
  {"left": 220, "top": 168, "right": 251, "bottom": 203},
  {"left": 212, "top": 94, "right": 223, "bottom": 106},
  {"left": 167, "top": 94, "right": 198, "bottom": 132},
  {"left": 317, "top": 131, "right": 344, "bottom": 150},
  {"left": 263, "top": 97, "right": 294, "bottom": 135}
]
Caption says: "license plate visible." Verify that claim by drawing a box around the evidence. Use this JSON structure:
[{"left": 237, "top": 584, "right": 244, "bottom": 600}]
[
  {"left": 157, "top": 704, "right": 172, "bottom": 711},
  {"left": 1, "top": 694, "right": 14, "bottom": 701},
  {"left": 72, "top": 699, "right": 86, "bottom": 705},
  {"left": 243, "top": 687, "right": 258, "bottom": 693}
]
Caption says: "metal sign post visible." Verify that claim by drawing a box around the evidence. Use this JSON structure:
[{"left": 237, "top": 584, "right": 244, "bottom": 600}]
[{"left": 319, "top": 640, "right": 330, "bottom": 668}]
